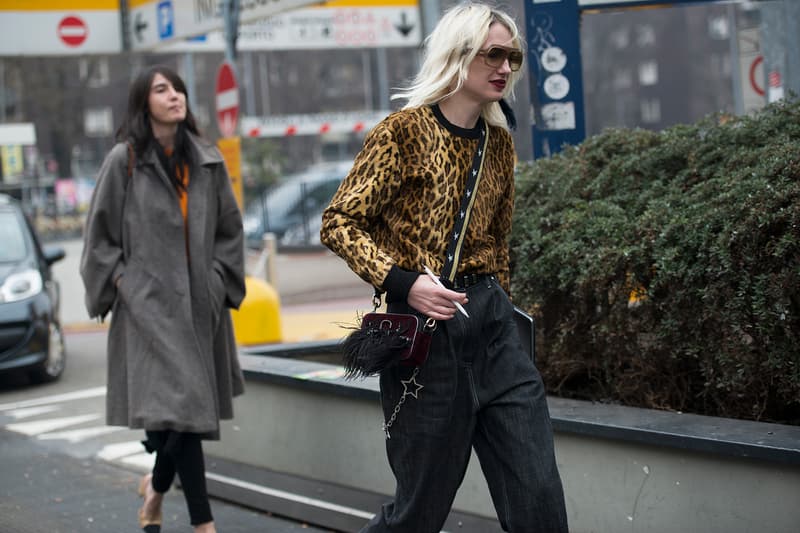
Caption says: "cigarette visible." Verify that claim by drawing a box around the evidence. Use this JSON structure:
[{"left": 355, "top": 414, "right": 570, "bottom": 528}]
[{"left": 423, "top": 265, "right": 470, "bottom": 318}]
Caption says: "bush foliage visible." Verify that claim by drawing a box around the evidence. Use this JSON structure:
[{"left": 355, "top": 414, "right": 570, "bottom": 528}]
[{"left": 510, "top": 99, "right": 800, "bottom": 424}]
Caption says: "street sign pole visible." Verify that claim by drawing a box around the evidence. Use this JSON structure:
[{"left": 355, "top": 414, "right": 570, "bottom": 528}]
[
  {"left": 120, "top": 0, "right": 131, "bottom": 52},
  {"left": 223, "top": 0, "right": 241, "bottom": 63},
  {"left": 525, "top": 0, "right": 586, "bottom": 159}
]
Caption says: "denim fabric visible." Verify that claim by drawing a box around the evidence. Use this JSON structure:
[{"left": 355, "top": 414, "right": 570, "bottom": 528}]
[{"left": 363, "top": 277, "right": 568, "bottom": 533}]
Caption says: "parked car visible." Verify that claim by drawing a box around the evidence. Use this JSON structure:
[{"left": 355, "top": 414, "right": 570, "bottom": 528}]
[
  {"left": 243, "top": 160, "right": 352, "bottom": 249},
  {"left": 280, "top": 206, "right": 324, "bottom": 247},
  {"left": 0, "top": 194, "right": 66, "bottom": 383}
]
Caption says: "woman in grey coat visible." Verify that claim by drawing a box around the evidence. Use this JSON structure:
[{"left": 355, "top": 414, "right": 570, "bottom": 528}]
[{"left": 80, "top": 65, "right": 245, "bottom": 533}]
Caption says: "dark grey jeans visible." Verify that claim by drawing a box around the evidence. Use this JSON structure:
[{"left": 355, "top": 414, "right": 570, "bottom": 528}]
[{"left": 363, "top": 276, "right": 568, "bottom": 533}]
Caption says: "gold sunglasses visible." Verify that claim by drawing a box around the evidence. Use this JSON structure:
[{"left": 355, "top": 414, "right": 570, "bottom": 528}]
[{"left": 476, "top": 46, "right": 524, "bottom": 72}]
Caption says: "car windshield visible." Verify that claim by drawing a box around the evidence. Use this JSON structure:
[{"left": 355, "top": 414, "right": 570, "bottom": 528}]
[
  {"left": 247, "top": 168, "right": 333, "bottom": 219},
  {"left": 0, "top": 211, "right": 28, "bottom": 262},
  {"left": 243, "top": 162, "right": 351, "bottom": 238}
]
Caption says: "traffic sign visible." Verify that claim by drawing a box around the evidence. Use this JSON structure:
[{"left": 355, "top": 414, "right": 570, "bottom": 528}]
[
  {"left": 527, "top": 0, "right": 586, "bottom": 158},
  {"left": 158, "top": 1, "right": 422, "bottom": 53},
  {"left": 241, "top": 110, "right": 390, "bottom": 138},
  {"left": 0, "top": 1, "right": 120, "bottom": 56},
  {"left": 749, "top": 57, "right": 765, "bottom": 97},
  {"left": 216, "top": 62, "right": 239, "bottom": 138},
  {"left": 157, "top": 0, "right": 174, "bottom": 40},
  {"left": 57, "top": 15, "right": 88, "bottom": 47},
  {"left": 578, "top": 0, "right": 711, "bottom": 5},
  {"left": 217, "top": 136, "right": 243, "bottom": 209},
  {"left": 128, "top": 0, "right": 322, "bottom": 51}
]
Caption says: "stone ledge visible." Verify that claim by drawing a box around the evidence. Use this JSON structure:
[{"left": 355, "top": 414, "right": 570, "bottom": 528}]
[{"left": 239, "top": 345, "right": 800, "bottom": 466}]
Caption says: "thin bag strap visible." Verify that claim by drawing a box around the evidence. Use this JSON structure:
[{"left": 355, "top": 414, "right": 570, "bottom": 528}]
[{"left": 441, "top": 124, "right": 489, "bottom": 282}]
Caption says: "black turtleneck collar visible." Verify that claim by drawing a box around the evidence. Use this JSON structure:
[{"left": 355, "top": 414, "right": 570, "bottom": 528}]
[{"left": 431, "top": 104, "right": 484, "bottom": 139}]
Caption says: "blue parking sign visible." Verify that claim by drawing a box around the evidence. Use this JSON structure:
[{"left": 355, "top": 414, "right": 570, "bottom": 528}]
[{"left": 157, "top": 0, "right": 174, "bottom": 40}]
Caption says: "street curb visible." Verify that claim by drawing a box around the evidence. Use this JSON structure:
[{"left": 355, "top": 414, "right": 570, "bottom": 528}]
[{"left": 63, "top": 322, "right": 109, "bottom": 334}]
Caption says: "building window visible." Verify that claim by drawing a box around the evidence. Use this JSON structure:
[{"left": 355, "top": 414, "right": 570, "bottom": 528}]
[
  {"left": 287, "top": 65, "right": 299, "bottom": 86},
  {"left": 709, "top": 52, "right": 732, "bottom": 77},
  {"left": 635, "top": 24, "right": 656, "bottom": 47},
  {"left": 613, "top": 68, "right": 633, "bottom": 90},
  {"left": 84, "top": 107, "right": 114, "bottom": 137},
  {"left": 79, "top": 58, "right": 110, "bottom": 88},
  {"left": 638, "top": 61, "right": 659, "bottom": 86},
  {"left": 641, "top": 98, "right": 661, "bottom": 124},
  {"left": 610, "top": 27, "right": 630, "bottom": 49},
  {"left": 708, "top": 15, "right": 729, "bottom": 40}
]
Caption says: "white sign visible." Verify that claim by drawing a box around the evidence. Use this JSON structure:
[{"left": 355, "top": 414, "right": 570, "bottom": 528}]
[
  {"left": 128, "top": 0, "right": 322, "bottom": 51},
  {"left": 0, "top": 123, "right": 37, "bottom": 146},
  {"left": 737, "top": 27, "right": 765, "bottom": 114},
  {"left": 242, "top": 110, "right": 390, "bottom": 137},
  {"left": 159, "top": 2, "right": 421, "bottom": 52},
  {"left": 541, "top": 102, "right": 576, "bottom": 131},
  {"left": 578, "top": 0, "right": 649, "bottom": 5},
  {"left": 0, "top": 1, "right": 121, "bottom": 56},
  {"left": 543, "top": 73, "right": 570, "bottom": 100},
  {"left": 541, "top": 46, "right": 567, "bottom": 73}
]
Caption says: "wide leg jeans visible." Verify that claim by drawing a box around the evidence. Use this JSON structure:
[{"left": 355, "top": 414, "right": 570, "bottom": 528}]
[{"left": 363, "top": 276, "right": 568, "bottom": 533}]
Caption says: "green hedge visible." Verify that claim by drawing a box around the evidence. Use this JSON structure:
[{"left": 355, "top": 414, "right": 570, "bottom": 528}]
[{"left": 510, "top": 99, "right": 800, "bottom": 424}]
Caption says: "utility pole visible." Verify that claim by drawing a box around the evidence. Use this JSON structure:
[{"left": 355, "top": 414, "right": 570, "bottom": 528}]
[
  {"left": 223, "top": 0, "right": 241, "bottom": 64},
  {"left": 0, "top": 60, "right": 6, "bottom": 123},
  {"left": 419, "top": 0, "right": 440, "bottom": 39}
]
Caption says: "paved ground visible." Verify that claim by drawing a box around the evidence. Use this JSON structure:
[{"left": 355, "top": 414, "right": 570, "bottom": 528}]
[{"left": 0, "top": 427, "right": 337, "bottom": 533}]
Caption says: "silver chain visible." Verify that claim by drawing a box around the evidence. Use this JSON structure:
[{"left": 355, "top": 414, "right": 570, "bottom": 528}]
[{"left": 382, "top": 367, "right": 422, "bottom": 439}]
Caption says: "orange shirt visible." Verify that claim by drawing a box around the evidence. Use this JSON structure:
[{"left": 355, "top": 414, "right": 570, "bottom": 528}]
[
  {"left": 178, "top": 167, "right": 189, "bottom": 222},
  {"left": 164, "top": 148, "right": 190, "bottom": 260},
  {"left": 164, "top": 147, "right": 190, "bottom": 222}
]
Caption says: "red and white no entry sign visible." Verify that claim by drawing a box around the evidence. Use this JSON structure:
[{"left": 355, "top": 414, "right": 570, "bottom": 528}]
[
  {"left": 749, "top": 56, "right": 765, "bottom": 97},
  {"left": 215, "top": 62, "right": 239, "bottom": 138},
  {"left": 57, "top": 15, "right": 88, "bottom": 48}
]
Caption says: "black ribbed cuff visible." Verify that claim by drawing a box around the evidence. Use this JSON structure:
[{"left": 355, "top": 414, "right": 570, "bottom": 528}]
[{"left": 383, "top": 265, "right": 420, "bottom": 303}]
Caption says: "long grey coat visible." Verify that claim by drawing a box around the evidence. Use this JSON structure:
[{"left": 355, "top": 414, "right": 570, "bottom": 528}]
[{"left": 80, "top": 133, "right": 245, "bottom": 439}]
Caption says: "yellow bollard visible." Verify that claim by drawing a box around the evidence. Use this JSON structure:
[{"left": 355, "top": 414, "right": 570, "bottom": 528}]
[{"left": 231, "top": 276, "right": 282, "bottom": 345}]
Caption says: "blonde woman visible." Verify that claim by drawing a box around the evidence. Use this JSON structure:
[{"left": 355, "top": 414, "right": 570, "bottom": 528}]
[{"left": 321, "top": 3, "right": 568, "bottom": 532}]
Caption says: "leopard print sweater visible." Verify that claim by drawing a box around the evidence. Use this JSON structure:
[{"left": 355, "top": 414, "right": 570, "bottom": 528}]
[{"left": 320, "top": 104, "right": 516, "bottom": 301}]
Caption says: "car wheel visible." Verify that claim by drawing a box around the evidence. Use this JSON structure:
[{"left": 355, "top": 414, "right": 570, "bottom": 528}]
[{"left": 29, "top": 322, "right": 67, "bottom": 383}]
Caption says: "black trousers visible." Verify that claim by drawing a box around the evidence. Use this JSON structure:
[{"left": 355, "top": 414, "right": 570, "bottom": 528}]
[
  {"left": 365, "top": 276, "right": 568, "bottom": 532},
  {"left": 143, "top": 430, "right": 213, "bottom": 526}
]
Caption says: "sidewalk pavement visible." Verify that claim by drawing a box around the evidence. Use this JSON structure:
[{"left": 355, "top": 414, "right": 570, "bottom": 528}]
[
  {"left": 0, "top": 427, "right": 335, "bottom": 533},
  {"left": 54, "top": 239, "right": 374, "bottom": 342}
]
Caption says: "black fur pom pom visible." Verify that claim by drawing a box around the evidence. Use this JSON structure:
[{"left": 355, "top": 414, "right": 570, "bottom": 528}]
[{"left": 340, "top": 322, "right": 412, "bottom": 379}]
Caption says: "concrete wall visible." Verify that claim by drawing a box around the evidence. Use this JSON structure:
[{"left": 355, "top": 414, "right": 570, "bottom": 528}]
[
  {"left": 205, "top": 354, "right": 800, "bottom": 533},
  {"left": 555, "top": 434, "right": 799, "bottom": 533}
]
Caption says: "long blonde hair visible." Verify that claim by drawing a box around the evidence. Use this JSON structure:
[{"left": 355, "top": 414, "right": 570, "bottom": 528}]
[{"left": 392, "top": 2, "right": 524, "bottom": 129}]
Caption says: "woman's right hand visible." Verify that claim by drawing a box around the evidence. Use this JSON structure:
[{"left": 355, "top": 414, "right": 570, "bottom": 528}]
[{"left": 407, "top": 275, "right": 468, "bottom": 321}]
